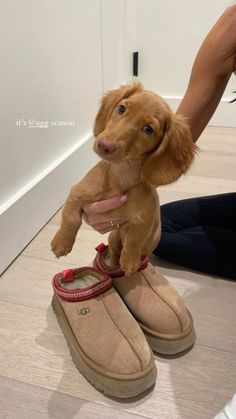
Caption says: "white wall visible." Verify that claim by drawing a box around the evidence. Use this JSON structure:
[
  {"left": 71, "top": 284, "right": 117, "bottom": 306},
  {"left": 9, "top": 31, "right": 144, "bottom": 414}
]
[
  {"left": 0, "top": 0, "right": 102, "bottom": 209},
  {"left": 135, "top": 0, "right": 236, "bottom": 126},
  {"left": 0, "top": 0, "right": 103, "bottom": 273}
]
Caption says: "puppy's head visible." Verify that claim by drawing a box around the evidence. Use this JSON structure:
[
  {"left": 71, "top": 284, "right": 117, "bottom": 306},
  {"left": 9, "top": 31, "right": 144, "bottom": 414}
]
[{"left": 93, "top": 83, "right": 198, "bottom": 186}]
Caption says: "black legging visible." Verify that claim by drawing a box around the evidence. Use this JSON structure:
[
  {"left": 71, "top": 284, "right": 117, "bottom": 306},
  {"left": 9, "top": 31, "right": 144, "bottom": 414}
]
[{"left": 153, "top": 193, "right": 236, "bottom": 280}]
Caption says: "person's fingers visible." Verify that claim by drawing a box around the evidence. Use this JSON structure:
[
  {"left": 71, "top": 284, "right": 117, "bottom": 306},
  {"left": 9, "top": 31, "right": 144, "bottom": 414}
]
[
  {"left": 88, "top": 219, "right": 126, "bottom": 232},
  {"left": 83, "top": 212, "right": 114, "bottom": 225},
  {"left": 96, "top": 221, "right": 128, "bottom": 234},
  {"left": 84, "top": 195, "right": 127, "bottom": 215}
]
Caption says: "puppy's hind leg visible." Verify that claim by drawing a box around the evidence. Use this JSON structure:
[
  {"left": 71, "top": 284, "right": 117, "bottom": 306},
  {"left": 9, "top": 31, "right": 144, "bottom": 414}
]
[{"left": 108, "top": 229, "right": 122, "bottom": 267}]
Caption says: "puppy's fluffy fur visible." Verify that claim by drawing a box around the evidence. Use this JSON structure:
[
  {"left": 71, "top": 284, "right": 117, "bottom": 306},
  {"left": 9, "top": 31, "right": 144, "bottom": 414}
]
[{"left": 51, "top": 83, "right": 197, "bottom": 274}]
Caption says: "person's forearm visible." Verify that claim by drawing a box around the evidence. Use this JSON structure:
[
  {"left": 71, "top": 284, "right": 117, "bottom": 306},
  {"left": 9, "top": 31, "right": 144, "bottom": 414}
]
[
  {"left": 177, "top": 74, "right": 231, "bottom": 142},
  {"left": 177, "top": 5, "right": 236, "bottom": 142}
]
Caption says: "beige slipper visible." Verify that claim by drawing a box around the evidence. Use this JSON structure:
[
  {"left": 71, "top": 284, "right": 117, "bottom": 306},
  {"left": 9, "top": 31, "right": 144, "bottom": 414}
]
[
  {"left": 52, "top": 266, "right": 157, "bottom": 398},
  {"left": 94, "top": 244, "right": 196, "bottom": 355}
]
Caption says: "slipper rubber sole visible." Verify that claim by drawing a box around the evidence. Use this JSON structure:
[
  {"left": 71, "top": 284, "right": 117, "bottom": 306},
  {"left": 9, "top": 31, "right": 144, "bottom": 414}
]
[
  {"left": 52, "top": 294, "right": 157, "bottom": 399},
  {"left": 139, "top": 310, "right": 196, "bottom": 355}
]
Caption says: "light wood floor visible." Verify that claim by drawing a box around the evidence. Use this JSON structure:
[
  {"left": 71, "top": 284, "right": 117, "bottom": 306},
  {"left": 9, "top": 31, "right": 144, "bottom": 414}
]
[{"left": 1, "top": 126, "right": 236, "bottom": 419}]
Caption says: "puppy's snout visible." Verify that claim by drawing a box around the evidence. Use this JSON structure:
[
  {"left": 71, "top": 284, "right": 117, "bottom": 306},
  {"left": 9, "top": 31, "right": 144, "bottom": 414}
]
[{"left": 97, "top": 138, "right": 116, "bottom": 155}]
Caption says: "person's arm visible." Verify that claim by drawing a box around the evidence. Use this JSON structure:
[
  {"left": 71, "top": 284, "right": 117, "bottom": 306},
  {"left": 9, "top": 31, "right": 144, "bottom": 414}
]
[{"left": 177, "top": 4, "right": 236, "bottom": 142}]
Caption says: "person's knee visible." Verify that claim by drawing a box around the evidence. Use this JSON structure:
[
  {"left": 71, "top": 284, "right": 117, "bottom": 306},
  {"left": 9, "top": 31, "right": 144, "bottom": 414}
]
[{"left": 159, "top": 204, "right": 177, "bottom": 233}]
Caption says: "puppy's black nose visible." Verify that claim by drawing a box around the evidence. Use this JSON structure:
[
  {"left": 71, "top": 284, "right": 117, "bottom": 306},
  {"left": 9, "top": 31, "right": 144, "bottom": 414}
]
[{"left": 97, "top": 139, "right": 116, "bottom": 155}]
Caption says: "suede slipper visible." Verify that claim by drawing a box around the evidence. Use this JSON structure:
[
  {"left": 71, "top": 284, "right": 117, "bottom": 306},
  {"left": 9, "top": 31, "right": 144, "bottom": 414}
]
[
  {"left": 52, "top": 267, "right": 157, "bottom": 398},
  {"left": 93, "top": 244, "right": 196, "bottom": 355}
]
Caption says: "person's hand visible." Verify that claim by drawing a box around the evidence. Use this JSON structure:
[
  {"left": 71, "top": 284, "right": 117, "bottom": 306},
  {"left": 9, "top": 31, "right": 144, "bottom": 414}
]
[{"left": 83, "top": 195, "right": 128, "bottom": 233}]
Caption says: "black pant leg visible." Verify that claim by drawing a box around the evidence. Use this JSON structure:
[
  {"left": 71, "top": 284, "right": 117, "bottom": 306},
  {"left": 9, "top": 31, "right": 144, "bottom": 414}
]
[{"left": 153, "top": 193, "right": 236, "bottom": 280}]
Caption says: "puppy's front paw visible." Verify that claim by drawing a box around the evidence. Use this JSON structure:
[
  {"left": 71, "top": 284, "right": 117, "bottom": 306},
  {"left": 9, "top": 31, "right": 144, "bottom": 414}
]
[
  {"left": 51, "top": 229, "right": 74, "bottom": 258},
  {"left": 120, "top": 253, "right": 140, "bottom": 275}
]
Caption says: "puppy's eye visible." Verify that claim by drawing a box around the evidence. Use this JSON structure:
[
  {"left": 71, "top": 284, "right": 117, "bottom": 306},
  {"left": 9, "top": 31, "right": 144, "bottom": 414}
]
[
  {"left": 143, "top": 125, "right": 153, "bottom": 135},
  {"left": 118, "top": 104, "right": 126, "bottom": 114}
]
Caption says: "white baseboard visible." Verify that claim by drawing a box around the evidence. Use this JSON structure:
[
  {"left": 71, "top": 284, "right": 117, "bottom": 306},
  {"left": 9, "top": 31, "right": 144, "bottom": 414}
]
[
  {"left": 164, "top": 96, "right": 236, "bottom": 128},
  {"left": 0, "top": 133, "right": 99, "bottom": 275}
]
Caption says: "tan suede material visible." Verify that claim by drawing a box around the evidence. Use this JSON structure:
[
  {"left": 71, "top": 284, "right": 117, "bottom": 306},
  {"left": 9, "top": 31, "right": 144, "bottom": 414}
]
[
  {"left": 57, "top": 286, "right": 153, "bottom": 376},
  {"left": 112, "top": 263, "right": 192, "bottom": 339}
]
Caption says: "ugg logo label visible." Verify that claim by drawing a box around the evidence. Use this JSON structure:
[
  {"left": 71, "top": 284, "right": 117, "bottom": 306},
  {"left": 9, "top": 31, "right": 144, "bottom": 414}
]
[{"left": 78, "top": 307, "right": 91, "bottom": 315}]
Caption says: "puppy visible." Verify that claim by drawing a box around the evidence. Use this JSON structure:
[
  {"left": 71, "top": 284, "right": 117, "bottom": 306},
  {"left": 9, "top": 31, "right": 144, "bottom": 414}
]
[{"left": 51, "top": 83, "right": 197, "bottom": 274}]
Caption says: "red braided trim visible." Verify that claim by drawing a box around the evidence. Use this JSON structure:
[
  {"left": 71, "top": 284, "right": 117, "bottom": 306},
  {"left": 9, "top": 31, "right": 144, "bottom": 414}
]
[
  {"left": 94, "top": 243, "right": 149, "bottom": 277},
  {"left": 52, "top": 266, "right": 112, "bottom": 302}
]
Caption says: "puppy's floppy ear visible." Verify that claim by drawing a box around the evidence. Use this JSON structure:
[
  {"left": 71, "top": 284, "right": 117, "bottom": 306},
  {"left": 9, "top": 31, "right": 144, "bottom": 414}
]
[
  {"left": 141, "top": 114, "right": 198, "bottom": 186},
  {"left": 93, "top": 83, "right": 143, "bottom": 136}
]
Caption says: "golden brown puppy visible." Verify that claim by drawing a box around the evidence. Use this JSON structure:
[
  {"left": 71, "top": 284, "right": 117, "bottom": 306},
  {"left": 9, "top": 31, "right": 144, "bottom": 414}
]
[{"left": 51, "top": 83, "right": 197, "bottom": 274}]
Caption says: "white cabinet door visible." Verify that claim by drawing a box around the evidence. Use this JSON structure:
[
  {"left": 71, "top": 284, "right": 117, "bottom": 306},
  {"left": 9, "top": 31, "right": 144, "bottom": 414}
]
[{"left": 100, "top": 0, "right": 135, "bottom": 91}]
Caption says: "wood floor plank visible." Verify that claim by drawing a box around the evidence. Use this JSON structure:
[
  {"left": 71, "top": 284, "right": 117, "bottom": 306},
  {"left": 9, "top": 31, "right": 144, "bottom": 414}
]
[
  {"left": 198, "top": 126, "right": 236, "bottom": 153},
  {"left": 159, "top": 173, "right": 236, "bottom": 196},
  {"left": 23, "top": 223, "right": 108, "bottom": 267},
  {"left": 0, "top": 302, "right": 236, "bottom": 419},
  {"left": 0, "top": 300, "right": 235, "bottom": 419},
  {"left": 188, "top": 149, "right": 236, "bottom": 180},
  {"left": 0, "top": 375, "right": 147, "bottom": 419},
  {"left": 150, "top": 256, "right": 236, "bottom": 354}
]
